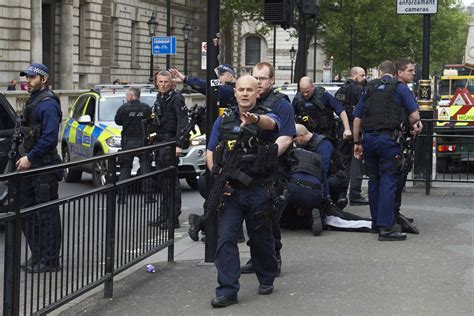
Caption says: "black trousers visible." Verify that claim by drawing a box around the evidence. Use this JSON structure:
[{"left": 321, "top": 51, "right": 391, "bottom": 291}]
[{"left": 118, "top": 138, "right": 151, "bottom": 193}]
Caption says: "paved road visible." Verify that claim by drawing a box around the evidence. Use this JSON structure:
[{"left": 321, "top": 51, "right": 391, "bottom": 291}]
[{"left": 54, "top": 184, "right": 473, "bottom": 315}]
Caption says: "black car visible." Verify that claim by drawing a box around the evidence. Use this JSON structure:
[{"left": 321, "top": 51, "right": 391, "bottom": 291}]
[{"left": 0, "top": 93, "right": 19, "bottom": 211}]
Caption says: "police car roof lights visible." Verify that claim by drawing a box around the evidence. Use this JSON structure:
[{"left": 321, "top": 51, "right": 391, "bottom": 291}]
[{"left": 93, "top": 84, "right": 156, "bottom": 94}]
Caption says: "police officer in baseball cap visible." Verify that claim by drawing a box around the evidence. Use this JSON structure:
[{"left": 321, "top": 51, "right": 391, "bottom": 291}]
[{"left": 17, "top": 62, "right": 63, "bottom": 272}]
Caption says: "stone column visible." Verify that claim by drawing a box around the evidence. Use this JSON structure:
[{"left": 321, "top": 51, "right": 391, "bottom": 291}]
[
  {"left": 31, "top": 0, "right": 42, "bottom": 63},
  {"left": 59, "top": 0, "right": 74, "bottom": 89}
]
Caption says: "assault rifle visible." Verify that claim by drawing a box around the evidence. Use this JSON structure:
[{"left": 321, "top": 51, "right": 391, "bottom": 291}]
[
  {"left": 205, "top": 126, "right": 255, "bottom": 216},
  {"left": 178, "top": 104, "right": 206, "bottom": 149},
  {"left": 0, "top": 118, "right": 23, "bottom": 211}
]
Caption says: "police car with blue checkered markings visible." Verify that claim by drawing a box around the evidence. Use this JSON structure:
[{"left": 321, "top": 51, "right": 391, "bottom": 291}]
[{"left": 61, "top": 85, "right": 205, "bottom": 188}]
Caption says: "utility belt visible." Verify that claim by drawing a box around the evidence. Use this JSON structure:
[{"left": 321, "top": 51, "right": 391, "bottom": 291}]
[
  {"left": 27, "top": 148, "right": 59, "bottom": 165},
  {"left": 364, "top": 129, "right": 399, "bottom": 140},
  {"left": 289, "top": 177, "right": 321, "bottom": 190},
  {"left": 229, "top": 177, "right": 266, "bottom": 189}
]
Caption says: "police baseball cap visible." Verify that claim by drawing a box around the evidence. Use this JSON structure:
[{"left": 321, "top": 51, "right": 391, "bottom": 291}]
[
  {"left": 20, "top": 63, "right": 50, "bottom": 77},
  {"left": 216, "top": 64, "right": 235, "bottom": 76}
]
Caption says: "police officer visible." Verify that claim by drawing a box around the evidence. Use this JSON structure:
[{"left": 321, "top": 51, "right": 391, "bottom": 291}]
[
  {"left": 353, "top": 61, "right": 422, "bottom": 241},
  {"left": 286, "top": 124, "right": 334, "bottom": 235},
  {"left": 241, "top": 62, "right": 296, "bottom": 275},
  {"left": 169, "top": 64, "right": 237, "bottom": 108},
  {"left": 335, "top": 67, "right": 369, "bottom": 206},
  {"left": 208, "top": 75, "right": 280, "bottom": 307},
  {"left": 16, "top": 63, "right": 62, "bottom": 272},
  {"left": 114, "top": 87, "right": 153, "bottom": 204},
  {"left": 148, "top": 70, "right": 188, "bottom": 229},
  {"left": 293, "top": 76, "right": 352, "bottom": 141},
  {"left": 394, "top": 58, "right": 420, "bottom": 234}
]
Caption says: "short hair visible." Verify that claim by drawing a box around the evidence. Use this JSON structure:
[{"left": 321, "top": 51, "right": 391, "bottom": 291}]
[
  {"left": 350, "top": 66, "right": 365, "bottom": 77},
  {"left": 127, "top": 87, "right": 140, "bottom": 99},
  {"left": 395, "top": 58, "right": 415, "bottom": 72},
  {"left": 155, "top": 70, "right": 172, "bottom": 80},
  {"left": 295, "top": 123, "right": 309, "bottom": 135},
  {"left": 378, "top": 60, "right": 396, "bottom": 76},
  {"left": 252, "top": 62, "right": 275, "bottom": 79},
  {"left": 299, "top": 76, "right": 313, "bottom": 86}
]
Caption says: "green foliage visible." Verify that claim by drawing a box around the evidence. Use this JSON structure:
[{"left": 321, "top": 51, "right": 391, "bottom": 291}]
[
  {"left": 222, "top": 0, "right": 469, "bottom": 75},
  {"left": 318, "top": 0, "right": 469, "bottom": 75}
]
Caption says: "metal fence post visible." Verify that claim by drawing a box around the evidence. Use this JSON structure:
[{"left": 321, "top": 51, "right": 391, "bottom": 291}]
[
  {"left": 3, "top": 174, "right": 22, "bottom": 316},
  {"left": 417, "top": 79, "right": 434, "bottom": 195},
  {"left": 168, "top": 143, "right": 175, "bottom": 263},
  {"left": 104, "top": 156, "right": 117, "bottom": 298}
]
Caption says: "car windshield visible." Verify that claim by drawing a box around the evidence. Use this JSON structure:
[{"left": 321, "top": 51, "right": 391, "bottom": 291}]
[
  {"left": 439, "top": 78, "right": 474, "bottom": 97},
  {"left": 98, "top": 95, "right": 156, "bottom": 121}
]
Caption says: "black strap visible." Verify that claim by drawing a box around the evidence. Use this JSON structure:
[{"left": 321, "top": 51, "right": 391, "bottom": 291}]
[{"left": 289, "top": 178, "right": 321, "bottom": 190}]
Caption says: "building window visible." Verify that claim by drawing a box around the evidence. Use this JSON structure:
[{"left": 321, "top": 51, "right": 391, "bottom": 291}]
[
  {"left": 245, "top": 36, "right": 261, "bottom": 66},
  {"left": 111, "top": 17, "right": 118, "bottom": 64},
  {"left": 131, "top": 21, "right": 138, "bottom": 66},
  {"left": 79, "top": 1, "right": 86, "bottom": 61}
]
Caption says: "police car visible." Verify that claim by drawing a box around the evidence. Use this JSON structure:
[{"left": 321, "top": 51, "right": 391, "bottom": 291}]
[{"left": 61, "top": 85, "right": 205, "bottom": 188}]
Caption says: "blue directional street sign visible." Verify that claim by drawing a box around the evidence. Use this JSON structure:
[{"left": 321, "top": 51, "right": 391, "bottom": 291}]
[{"left": 152, "top": 36, "right": 177, "bottom": 55}]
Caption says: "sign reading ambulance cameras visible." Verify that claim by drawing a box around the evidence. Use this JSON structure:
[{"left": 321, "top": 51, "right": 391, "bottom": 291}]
[{"left": 397, "top": 0, "right": 438, "bottom": 15}]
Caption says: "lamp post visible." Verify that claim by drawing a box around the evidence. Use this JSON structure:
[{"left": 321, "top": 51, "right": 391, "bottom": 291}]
[
  {"left": 290, "top": 45, "right": 296, "bottom": 83},
  {"left": 182, "top": 22, "right": 192, "bottom": 74},
  {"left": 147, "top": 13, "right": 158, "bottom": 84}
]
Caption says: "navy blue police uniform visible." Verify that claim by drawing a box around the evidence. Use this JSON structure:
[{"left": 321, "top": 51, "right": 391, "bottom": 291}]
[
  {"left": 114, "top": 99, "right": 152, "bottom": 201},
  {"left": 292, "top": 87, "right": 345, "bottom": 139},
  {"left": 148, "top": 90, "right": 188, "bottom": 228},
  {"left": 20, "top": 73, "right": 63, "bottom": 272},
  {"left": 353, "top": 75, "right": 418, "bottom": 230},
  {"left": 207, "top": 106, "right": 281, "bottom": 304}
]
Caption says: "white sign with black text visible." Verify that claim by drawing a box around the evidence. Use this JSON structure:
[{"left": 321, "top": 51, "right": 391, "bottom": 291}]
[{"left": 397, "top": 0, "right": 438, "bottom": 15}]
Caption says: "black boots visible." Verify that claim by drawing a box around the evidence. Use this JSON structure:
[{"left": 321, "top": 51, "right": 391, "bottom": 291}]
[{"left": 378, "top": 226, "right": 407, "bottom": 241}]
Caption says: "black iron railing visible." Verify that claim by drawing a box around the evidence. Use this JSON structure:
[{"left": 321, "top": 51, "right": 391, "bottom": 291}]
[{"left": 0, "top": 142, "right": 176, "bottom": 315}]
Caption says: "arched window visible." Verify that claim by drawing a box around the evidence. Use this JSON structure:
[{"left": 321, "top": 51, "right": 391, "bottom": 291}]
[{"left": 245, "top": 36, "right": 261, "bottom": 66}]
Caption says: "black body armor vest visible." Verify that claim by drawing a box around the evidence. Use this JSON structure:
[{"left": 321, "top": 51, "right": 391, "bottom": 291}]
[
  {"left": 362, "top": 78, "right": 403, "bottom": 132},
  {"left": 214, "top": 107, "right": 278, "bottom": 179},
  {"left": 291, "top": 148, "right": 322, "bottom": 180},
  {"left": 260, "top": 89, "right": 290, "bottom": 109},
  {"left": 152, "top": 90, "right": 178, "bottom": 136},
  {"left": 335, "top": 80, "right": 363, "bottom": 121},
  {"left": 22, "top": 89, "right": 61, "bottom": 152},
  {"left": 295, "top": 86, "right": 336, "bottom": 134},
  {"left": 119, "top": 100, "right": 151, "bottom": 140}
]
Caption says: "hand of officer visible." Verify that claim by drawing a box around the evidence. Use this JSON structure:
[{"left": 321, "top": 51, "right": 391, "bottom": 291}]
[
  {"left": 16, "top": 156, "right": 31, "bottom": 171},
  {"left": 176, "top": 147, "right": 182, "bottom": 157},
  {"left": 353, "top": 144, "right": 363, "bottom": 160},
  {"left": 343, "top": 128, "right": 352, "bottom": 140},
  {"left": 411, "top": 120, "right": 423, "bottom": 136},
  {"left": 240, "top": 112, "right": 259, "bottom": 127},
  {"left": 169, "top": 68, "right": 185, "bottom": 84}
]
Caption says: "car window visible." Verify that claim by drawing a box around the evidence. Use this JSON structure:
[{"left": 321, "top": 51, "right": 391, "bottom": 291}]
[
  {"left": 72, "top": 95, "right": 89, "bottom": 120},
  {"left": 98, "top": 95, "right": 156, "bottom": 121},
  {"left": 84, "top": 96, "right": 96, "bottom": 118}
]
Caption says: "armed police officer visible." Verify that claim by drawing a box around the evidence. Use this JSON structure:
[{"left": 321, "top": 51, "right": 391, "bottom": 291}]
[
  {"left": 207, "top": 75, "right": 280, "bottom": 307},
  {"left": 335, "top": 67, "right": 369, "bottom": 206},
  {"left": 293, "top": 76, "right": 352, "bottom": 142},
  {"left": 16, "top": 63, "right": 62, "bottom": 273},
  {"left": 241, "top": 61, "right": 296, "bottom": 276},
  {"left": 353, "top": 61, "right": 422, "bottom": 241},
  {"left": 393, "top": 58, "right": 420, "bottom": 234},
  {"left": 148, "top": 70, "right": 188, "bottom": 229},
  {"left": 114, "top": 87, "right": 153, "bottom": 204}
]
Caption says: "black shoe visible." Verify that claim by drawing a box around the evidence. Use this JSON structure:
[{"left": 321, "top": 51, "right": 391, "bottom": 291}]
[
  {"left": 258, "top": 284, "right": 274, "bottom": 295},
  {"left": 397, "top": 215, "right": 419, "bottom": 234},
  {"left": 20, "top": 257, "right": 38, "bottom": 270},
  {"left": 241, "top": 259, "right": 255, "bottom": 274},
  {"left": 311, "top": 208, "right": 323, "bottom": 236},
  {"left": 26, "top": 261, "right": 61, "bottom": 273},
  {"left": 398, "top": 212, "right": 414, "bottom": 223},
  {"left": 336, "top": 197, "right": 348, "bottom": 210},
  {"left": 350, "top": 196, "right": 369, "bottom": 206},
  {"left": 378, "top": 227, "right": 407, "bottom": 241},
  {"left": 211, "top": 296, "right": 237, "bottom": 308},
  {"left": 188, "top": 214, "right": 200, "bottom": 241}
]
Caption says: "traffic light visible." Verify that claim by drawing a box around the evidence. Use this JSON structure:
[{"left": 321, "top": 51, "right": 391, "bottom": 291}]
[
  {"left": 264, "top": 0, "right": 293, "bottom": 29},
  {"left": 301, "top": 0, "right": 320, "bottom": 17}
]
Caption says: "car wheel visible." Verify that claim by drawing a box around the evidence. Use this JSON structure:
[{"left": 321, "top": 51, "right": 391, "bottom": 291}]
[
  {"left": 62, "top": 147, "right": 82, "bottom": 182},
  {"left": 185, "top": 176, "right": 198, "bottom": 190},
  {"left": 92, "top": 149, "right": 107, "bottom": 187},
  {"left": 436, "top": 157, "right": 448, "bottom": 173}
]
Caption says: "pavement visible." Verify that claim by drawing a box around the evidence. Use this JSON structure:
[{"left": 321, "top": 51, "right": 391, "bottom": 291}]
[{"left": 58, "top": 185, "right": 473, "bottom": 315}]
